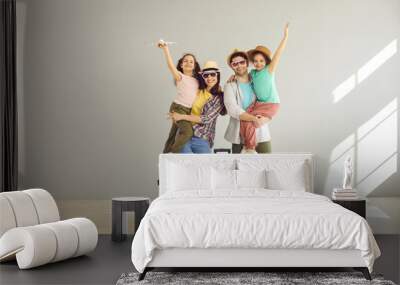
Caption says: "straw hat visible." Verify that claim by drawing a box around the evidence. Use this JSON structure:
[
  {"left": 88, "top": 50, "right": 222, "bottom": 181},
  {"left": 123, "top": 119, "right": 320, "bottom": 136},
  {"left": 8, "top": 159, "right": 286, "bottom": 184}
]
[
  {"left": 247, "top": 45, "right": 272, "bottom": 61},
  {"left": 226, "top": 49, "right": 249, "bottom": 66},
  {"left": 201, "top": 60, "right": 219, "bottom": 72}
]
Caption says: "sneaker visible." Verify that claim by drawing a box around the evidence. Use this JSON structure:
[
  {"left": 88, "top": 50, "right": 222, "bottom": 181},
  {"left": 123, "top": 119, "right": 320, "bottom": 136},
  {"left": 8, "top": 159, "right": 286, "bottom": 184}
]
[{"left": 241, "top": 148, "right": 257, "bottom": 154}]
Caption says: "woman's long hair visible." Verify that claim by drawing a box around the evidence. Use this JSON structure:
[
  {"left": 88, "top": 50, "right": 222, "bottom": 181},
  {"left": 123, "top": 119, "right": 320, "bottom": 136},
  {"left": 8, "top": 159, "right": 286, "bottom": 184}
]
[{"left": 199, "top": 70, "right": 226, "bottom": 115}]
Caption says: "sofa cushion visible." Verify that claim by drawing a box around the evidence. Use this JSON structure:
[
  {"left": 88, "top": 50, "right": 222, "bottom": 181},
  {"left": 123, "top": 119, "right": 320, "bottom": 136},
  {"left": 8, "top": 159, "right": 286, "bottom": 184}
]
[
  {"left": 0, "top": 218, "right": 97, "bottom": 269},
  {"left": 0, "top": 196, "right": 17, "bottom": 237},
  {"left": 24, "top": 189, "right": 60, "bottom": 223},
  {"left": 0, "top": 192, "right": 39, "bottom": 227}
]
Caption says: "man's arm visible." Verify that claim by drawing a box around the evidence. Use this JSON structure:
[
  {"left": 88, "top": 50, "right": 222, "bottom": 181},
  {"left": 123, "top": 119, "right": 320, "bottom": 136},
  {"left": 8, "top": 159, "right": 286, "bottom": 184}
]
[
  {"left": 171, "top": 113, "right": 201, "bottom": 123},
  {"left": 239, "top": 112, "right": 258, "bottom": 122}
]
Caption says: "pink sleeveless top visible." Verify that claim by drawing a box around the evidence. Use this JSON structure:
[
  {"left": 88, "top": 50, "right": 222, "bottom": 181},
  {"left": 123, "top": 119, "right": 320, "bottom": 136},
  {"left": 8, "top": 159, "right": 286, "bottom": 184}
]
[{"left": 173, "top": 72, "right": 199, "bottom": 108}]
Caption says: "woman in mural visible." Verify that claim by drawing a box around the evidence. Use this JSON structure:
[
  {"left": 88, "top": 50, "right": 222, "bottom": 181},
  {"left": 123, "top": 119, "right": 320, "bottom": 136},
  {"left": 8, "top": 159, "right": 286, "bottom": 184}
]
[{"left": 169, "top": 61, "right": 226, "bottom": 153}]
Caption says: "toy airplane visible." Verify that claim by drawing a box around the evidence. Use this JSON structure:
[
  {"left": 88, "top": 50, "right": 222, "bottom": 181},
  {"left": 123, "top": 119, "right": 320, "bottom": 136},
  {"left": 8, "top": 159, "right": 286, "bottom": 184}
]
[{"left": 147, "top": 39, "right": 177, "bottom": 47}]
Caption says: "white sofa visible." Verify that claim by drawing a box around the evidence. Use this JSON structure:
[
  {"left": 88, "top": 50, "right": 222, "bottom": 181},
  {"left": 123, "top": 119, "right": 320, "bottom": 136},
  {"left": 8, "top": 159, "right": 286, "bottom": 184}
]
[{"left": 0, "top": 189, "right": 98, "bottom": 269}]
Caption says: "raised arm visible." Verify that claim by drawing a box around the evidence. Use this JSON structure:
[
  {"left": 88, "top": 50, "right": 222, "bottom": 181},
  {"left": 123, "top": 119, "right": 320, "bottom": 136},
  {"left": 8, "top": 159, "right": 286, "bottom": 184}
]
[
  {"left": 158, "top": 40, "right": 182, "bottom": 81},
  {"left": 268, "top": 23, "right": 289, "bottom": 74}
]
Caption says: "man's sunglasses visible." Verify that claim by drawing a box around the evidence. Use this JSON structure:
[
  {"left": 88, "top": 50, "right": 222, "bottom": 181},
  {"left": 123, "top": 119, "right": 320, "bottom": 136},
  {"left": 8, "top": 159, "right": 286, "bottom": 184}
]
[
  {"left": 231, "top": 60, "right": 246, "bottom": 67},
  {"left": 202, "top": 72, "right": 218, "bottom": 79}
]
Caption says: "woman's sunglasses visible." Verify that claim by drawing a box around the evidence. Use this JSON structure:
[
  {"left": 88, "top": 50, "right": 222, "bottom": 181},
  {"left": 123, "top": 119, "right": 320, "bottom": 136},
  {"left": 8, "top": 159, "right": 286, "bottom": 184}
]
[
  {"left": 202, "top": 72, "right": 218, "bottom": 79},
  {"left": 231, "top": 60, "right": 246, "bottom": 67}
]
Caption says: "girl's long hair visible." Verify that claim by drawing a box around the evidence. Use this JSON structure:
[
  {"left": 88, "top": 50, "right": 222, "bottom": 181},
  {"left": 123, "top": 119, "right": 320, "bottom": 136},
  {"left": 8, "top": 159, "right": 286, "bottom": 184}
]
[
  {"left": 176, "top": 53, "right": 201, "bottom": 77},
  {"left": 251, "top": 51, "right": 272, "bottom": 65}
]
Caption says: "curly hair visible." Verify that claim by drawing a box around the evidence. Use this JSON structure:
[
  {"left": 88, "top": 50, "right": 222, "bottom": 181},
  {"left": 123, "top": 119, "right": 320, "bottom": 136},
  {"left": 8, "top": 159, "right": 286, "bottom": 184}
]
[{"left": 176, "top": 53, "right": 201, "bottom": 77}]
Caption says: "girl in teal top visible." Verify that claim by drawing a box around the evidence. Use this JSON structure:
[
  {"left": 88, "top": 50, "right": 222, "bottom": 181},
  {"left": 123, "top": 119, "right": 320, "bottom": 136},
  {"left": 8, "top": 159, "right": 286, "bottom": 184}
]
[{"left": 240, "top": 23, "right": 289, "bottom": 153}]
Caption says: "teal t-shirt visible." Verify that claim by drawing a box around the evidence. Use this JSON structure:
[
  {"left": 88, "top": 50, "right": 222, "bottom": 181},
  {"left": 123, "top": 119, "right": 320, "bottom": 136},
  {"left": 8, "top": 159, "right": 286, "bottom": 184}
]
[
  {"left": 250, "top": 67, "right": 280, "bottom": 103},
  {"left": 239, "top": 82, "right": 254, "bottom": 110}
]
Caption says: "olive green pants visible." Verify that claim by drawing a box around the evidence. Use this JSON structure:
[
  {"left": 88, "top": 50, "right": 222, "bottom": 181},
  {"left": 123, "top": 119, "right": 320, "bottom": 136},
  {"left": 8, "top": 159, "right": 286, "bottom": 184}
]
[
  {"left": 232, "top": 141, "right": 272, "bottom": 154},
  {"left": 163, "top": 102, "right": 193, "bottom": 153}
]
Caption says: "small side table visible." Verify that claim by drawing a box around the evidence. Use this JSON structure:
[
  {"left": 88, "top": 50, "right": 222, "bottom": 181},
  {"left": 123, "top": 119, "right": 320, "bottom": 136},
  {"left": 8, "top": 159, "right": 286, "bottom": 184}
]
[
  {"left": 112, "top": 197, "right": 150, "bottom": 242},
  {"left": 332, "top": 199, "right": 366, "bottom": 218}
]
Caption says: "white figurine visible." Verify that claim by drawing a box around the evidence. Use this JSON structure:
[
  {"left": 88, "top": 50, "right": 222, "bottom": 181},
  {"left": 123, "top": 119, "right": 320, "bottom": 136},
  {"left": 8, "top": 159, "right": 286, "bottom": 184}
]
[{"left": 342, "top": 156, "right": 353, "bottom": 190}]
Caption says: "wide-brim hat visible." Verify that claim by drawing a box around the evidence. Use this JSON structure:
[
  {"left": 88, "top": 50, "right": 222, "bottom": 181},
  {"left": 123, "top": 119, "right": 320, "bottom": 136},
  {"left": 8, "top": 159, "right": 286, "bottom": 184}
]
[
  {"left": 201, "top": 60, "right": 219, "bottom": 72},
  {"left": 226, "top": 49, "right": 249, "bottom": 66},
  {"left": 247, "top": 45, "right": 272, "bottom": 61}
]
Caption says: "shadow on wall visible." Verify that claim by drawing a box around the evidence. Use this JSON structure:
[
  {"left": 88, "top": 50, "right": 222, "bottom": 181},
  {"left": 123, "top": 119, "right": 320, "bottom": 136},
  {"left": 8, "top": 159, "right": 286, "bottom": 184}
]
[
  {"left": 324, "top": 39, "right": 398, "bottom": 196},
  {"left": 322, "top": 39, "right": 399, "bottom": 232}
]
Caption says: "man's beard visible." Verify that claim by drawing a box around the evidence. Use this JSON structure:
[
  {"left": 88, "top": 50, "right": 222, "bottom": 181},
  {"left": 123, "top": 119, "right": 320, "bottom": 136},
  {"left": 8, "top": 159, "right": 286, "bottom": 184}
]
[{"left": 235, "top": 69, "right": 248, "bottom": 76}]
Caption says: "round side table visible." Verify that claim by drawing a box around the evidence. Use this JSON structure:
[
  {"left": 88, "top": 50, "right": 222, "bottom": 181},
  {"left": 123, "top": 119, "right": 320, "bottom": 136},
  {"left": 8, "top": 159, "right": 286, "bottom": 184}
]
[{"left": 112, "top": 197, "right": 150, "bottom": 242}]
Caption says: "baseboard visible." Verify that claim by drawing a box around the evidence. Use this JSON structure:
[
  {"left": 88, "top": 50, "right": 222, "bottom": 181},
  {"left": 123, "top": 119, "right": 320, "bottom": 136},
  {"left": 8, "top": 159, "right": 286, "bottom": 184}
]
[{"left": 57, "top": 199, "right": 135, "bottom": 234}]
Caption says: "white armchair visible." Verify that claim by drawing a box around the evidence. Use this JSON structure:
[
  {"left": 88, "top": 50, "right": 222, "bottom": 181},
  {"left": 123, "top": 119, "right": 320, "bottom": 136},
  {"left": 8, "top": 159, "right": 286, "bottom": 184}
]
[{"left": 0, "top": 189, "right": 98, "bottom": 269}]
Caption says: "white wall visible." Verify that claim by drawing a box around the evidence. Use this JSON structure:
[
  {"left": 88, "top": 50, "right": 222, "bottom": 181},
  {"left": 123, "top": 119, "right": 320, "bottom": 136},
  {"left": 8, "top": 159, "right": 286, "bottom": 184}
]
[{"left": 16, "top": 0, "right": 400, "bottom": 233}]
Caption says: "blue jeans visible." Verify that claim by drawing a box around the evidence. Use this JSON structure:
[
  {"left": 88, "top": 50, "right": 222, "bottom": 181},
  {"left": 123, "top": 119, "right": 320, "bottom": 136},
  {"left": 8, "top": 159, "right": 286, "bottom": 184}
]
[{"left": 181, "top": 136, "right": 211, "bottom": 153}]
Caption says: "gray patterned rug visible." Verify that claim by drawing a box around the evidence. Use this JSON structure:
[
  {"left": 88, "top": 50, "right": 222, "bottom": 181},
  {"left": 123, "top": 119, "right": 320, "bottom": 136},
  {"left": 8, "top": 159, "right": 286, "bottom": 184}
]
[{"left": 116, "top": 271, "right": 396, "bottom": 285}]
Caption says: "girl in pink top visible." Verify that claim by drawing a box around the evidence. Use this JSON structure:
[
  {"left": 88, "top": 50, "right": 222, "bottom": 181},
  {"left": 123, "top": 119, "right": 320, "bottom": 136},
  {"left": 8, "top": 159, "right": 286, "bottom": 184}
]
[{"left": 158, "top": 40, "right": 201, "bottom": 153}]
